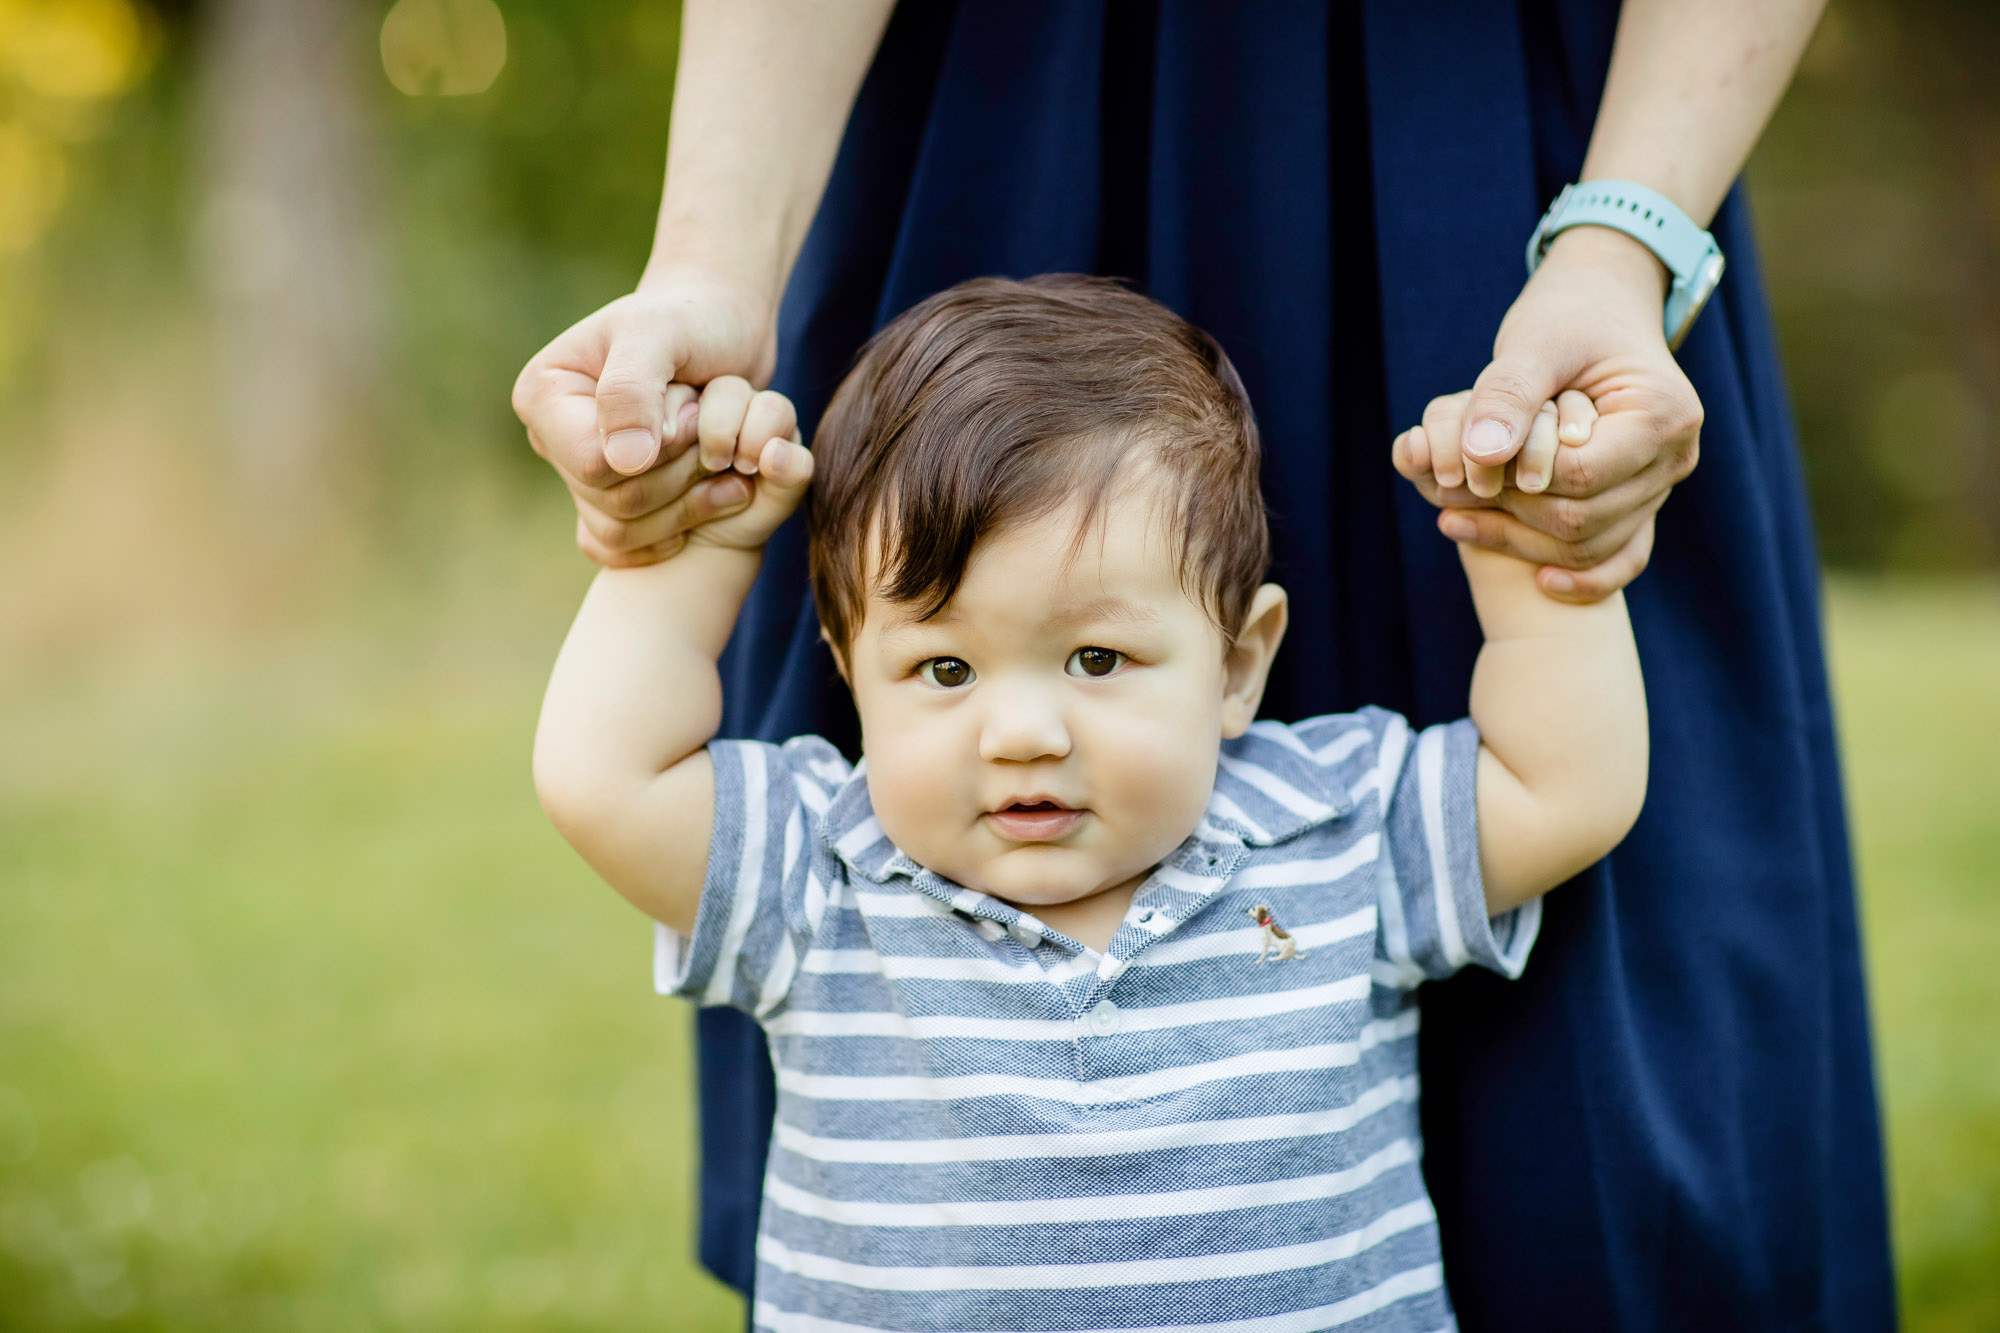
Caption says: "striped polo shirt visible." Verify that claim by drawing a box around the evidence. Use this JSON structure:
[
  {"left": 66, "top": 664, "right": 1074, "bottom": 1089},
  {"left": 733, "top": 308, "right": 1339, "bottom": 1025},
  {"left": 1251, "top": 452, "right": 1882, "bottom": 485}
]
[{"left": 659, "top": 707, "right": 1538, "bottom": 1332}]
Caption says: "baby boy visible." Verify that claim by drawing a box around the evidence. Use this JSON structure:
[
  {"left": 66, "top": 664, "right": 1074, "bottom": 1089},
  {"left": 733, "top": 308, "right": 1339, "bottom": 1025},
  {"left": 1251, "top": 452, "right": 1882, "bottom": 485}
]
[{"left": 534, "top": 276, "right": 1648, "bottom": 1331}]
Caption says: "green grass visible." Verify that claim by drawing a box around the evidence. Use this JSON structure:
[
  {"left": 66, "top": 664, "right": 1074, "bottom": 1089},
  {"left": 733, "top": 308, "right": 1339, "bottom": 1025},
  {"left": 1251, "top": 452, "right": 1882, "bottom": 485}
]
[
  {"left": 0, "top": 578, "right": 745, "bottom": 1330},
  {"left": 1826, "top": 578, "right": 2000, "bottom": 1331},
  {"left": 0, "top": 573, "right": 1994, "bottom": 1329}
]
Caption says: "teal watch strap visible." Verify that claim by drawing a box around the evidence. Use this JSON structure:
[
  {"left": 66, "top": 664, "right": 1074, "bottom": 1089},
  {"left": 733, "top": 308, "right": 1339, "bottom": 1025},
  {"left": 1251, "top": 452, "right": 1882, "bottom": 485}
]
[{"left": 1526, "top": 180, "right": 1726, "bottom": 350}]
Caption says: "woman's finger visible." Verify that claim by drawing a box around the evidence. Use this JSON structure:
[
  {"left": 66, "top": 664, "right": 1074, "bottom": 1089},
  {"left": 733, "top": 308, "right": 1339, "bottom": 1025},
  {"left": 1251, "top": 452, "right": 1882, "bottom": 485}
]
[
  {"left": 1537, "top": 515, "right": 1656, "bottom": 603},
  {"left": 593, "top": 317, "right": 684, "bottom": 476},
  {"left": 565, "top": 429, "right": 718, "bottom": 526},
  {"left": 576, "top": 471, "right": 755, "bottom": 554},
  {"left": 576, "top": 515, "right": 687, "bottom": 570},
  {"left": 1434, "top": 492, "right": 1660, "bottom": 569},
  {"left": 1496, "top": 466, "right": 1673, "bottom": 548},
  {"left": 696, "top": 375, "right": 757, "bottom": 473},
  {"left": 1555, "top": 389, "right": 1597, "bottom": 446},
  {"left": 1541, "top": 408, "right": 1670, "bottom": 499},
  {"left": 516, "top": 328, "right": 626, "bottom": 491},
  {"left": 1461, "top": 340, "right": 1574, "bottom": 466},
  {"left": 1514, "top": 402, "right": 1560, "bottom": 494}
]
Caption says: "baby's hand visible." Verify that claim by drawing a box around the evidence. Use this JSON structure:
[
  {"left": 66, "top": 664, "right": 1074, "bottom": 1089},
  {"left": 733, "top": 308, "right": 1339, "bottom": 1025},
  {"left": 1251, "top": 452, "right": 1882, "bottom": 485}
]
[
  {"left": 1394, "top": 388, "right": 1598, "bottom": 499},
  {"left": 678, "top": 376, "right": 813, "bottom": 553}
]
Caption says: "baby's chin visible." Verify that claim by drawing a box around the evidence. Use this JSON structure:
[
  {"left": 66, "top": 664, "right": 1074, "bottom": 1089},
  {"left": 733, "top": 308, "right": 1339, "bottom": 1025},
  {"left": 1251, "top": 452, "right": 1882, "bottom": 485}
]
[{"left": 955, "top": 857, "right": 1153, "bottom": 911}]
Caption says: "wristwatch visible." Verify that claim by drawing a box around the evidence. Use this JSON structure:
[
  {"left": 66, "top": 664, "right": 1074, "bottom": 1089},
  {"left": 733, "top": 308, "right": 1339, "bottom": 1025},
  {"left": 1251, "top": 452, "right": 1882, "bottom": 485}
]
[{"left": 1526, "top": 180, "right": 1726, "bottom": 351}]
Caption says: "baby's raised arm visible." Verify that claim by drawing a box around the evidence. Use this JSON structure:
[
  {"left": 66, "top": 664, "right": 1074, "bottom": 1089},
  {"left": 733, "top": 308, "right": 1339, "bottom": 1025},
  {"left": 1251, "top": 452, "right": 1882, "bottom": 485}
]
[
  {"left": 1399, "top": 394, "right": 1649, "bottom": 915},
  {"left": 533, "top": 379, "right": 810, "bottom": 934}
]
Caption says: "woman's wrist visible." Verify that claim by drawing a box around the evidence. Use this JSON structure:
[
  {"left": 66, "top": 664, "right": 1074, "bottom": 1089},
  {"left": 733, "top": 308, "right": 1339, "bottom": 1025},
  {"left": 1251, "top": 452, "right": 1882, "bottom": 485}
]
[
  {"left": 639, "top": 231, "right": 784, "bottom": 314},
  {"left": 1539, "top": 224, "right": 1671, "bottom": 310},
  {"left": 633, "top": 241, "right": 786, "bottom": 379}
]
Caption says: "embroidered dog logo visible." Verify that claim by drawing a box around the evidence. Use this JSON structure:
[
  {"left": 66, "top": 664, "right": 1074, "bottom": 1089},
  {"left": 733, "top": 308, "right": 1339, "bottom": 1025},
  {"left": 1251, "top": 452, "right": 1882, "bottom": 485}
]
[{"left": 1245, "top": 904, "right": 1305, "bottom": 963}]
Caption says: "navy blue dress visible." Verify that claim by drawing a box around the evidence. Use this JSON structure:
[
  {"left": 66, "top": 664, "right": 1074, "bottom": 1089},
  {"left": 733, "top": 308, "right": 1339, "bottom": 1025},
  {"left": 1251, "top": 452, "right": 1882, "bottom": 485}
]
[{"left": 703, "top": 3, "right": 1896, "bottom": 1328}]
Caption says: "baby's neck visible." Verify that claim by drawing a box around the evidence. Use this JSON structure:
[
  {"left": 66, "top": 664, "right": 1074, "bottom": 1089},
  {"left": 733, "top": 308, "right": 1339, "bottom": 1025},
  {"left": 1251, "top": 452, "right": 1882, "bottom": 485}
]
[{"left": 999, "top": 872, "right": 1147, "bottom": 954}]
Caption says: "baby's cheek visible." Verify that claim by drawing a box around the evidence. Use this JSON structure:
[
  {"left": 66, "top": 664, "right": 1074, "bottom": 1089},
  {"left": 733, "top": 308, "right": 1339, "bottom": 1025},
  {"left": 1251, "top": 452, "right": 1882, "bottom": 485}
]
[
  {"left": 1092, "top": 704, "right": 1218, "bottom": 849},
  {"left": 860, "top": 716, "right": 967, "bottom": 866}
]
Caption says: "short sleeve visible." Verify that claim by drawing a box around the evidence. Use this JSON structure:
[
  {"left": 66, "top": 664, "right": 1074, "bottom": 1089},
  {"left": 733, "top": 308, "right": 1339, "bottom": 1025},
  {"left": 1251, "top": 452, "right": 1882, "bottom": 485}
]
[
  {"left": 1334, "top": 707, "right": 1539, "bottom": 983},
  {"left": 652, "top": 735, "right": 850, "bottom": 1017}
]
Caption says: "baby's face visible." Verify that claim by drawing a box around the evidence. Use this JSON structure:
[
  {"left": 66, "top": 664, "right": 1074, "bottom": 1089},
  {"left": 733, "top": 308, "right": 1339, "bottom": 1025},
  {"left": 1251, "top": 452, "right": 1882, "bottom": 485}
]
[{"left": 843, "top": 476, "right": 1277, "bottom": 915}]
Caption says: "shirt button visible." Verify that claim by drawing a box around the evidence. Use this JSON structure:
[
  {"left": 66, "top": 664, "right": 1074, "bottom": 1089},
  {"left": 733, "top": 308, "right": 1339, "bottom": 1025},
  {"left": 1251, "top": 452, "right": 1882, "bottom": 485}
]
[
  {"left": 1010, "top": 921, "right": 1043, "bottom": 949},
  {"left": 1085, "top": 1000, "right": 1121, "bottom": 1037},
  {"left": 1136, "top": 908, "right": 1157, "bottom": 925},
  {"left": 973, "top": 919, "right": 1007, "bottom": 943}
]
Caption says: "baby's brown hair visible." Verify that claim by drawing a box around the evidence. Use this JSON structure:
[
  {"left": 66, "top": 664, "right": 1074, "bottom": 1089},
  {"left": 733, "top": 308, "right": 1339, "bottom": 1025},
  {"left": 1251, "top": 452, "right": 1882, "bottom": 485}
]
[{"left": 807, "top": 275, "right": 1269, "bottom": 653}]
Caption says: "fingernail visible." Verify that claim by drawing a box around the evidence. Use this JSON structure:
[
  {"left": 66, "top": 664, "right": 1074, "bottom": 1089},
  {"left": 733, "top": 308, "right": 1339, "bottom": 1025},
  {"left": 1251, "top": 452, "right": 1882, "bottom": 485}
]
[
  {"left": 605, "top": 429, "right": 657, "bottom": 472},
  {"left": 710, "top": 476, "right": 751, "bottom": 510},
  {"left": 1465, "top": 420, "right": 1512, "bottom": 460},
  {"left": 1517, "top": 470, "right": 1542, "bottom": 491},
  {"left": 1439, "top": 513, "right": 1477, "bottom": 541},
  {"left": 1543, "top": 570, "right": 1575, "bottom": 593}
]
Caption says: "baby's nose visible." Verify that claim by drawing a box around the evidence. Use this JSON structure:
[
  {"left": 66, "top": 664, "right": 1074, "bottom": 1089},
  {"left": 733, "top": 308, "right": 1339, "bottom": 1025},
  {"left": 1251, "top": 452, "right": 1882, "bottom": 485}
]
[{"left": 976, "top": 687, "right": 1072, "bottom": 763}]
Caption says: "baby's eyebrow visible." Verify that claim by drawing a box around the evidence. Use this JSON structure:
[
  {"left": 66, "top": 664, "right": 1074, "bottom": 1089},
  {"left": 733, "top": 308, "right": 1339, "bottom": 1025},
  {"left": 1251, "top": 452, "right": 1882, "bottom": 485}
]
[
  {"left": 874, "top": 606, "right": 959, "bottom": 638},
  {"left": 1053, "top": 596, "right": 1162, "bottom": 627},
  {"left": 869, "top": 595, "right": 1162, "bottom": 641}
]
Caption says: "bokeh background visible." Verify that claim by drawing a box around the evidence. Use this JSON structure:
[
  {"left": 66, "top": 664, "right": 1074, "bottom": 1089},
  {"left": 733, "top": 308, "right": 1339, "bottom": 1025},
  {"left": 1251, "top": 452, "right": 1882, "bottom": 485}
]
[{"left": 1, "top": 0, "right": 1996, "bottom": 1328}]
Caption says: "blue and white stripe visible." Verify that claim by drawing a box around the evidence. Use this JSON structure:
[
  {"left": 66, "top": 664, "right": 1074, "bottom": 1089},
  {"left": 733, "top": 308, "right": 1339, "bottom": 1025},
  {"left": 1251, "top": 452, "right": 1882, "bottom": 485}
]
[{"left": 659, "top": 708, "right": 1536, "bottom": 1331}]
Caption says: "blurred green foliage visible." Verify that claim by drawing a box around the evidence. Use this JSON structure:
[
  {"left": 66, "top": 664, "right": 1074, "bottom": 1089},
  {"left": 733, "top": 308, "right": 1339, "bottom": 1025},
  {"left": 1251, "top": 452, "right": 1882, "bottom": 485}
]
[
  {"left": 1751, "top": 0, "right": 2000, "bottom": 570},
  {"left": 379, "top": 0, "right": 685, "bottom": 496},
  {"left": 0, "top": 0, "right": 687, "bottom": 542}
]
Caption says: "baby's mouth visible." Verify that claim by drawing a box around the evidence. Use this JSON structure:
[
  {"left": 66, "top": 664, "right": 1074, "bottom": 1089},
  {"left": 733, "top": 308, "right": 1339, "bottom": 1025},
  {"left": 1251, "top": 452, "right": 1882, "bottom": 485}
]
[{"left": 985, "top": 800, "right": 1086, "bottom": 842}]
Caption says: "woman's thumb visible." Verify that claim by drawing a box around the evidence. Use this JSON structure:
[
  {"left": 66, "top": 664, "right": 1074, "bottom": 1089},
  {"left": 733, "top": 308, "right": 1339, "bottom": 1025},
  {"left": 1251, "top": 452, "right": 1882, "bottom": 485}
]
[
  {"left": 595, "top": 322, "right": 681, "bottom": 476},
  {"left": 1462, "top": 349, "right": 1569, "bottom": 466}
]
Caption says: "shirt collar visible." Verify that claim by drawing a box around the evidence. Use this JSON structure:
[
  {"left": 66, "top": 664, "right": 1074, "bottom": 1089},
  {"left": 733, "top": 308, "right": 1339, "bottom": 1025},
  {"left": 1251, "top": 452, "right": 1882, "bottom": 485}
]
[
  {"left": 1199, "top": 723, "right": 1354, "bottom": 845},
  {"left": 820, "top": 759, "right": 907, "bottom": 885}
]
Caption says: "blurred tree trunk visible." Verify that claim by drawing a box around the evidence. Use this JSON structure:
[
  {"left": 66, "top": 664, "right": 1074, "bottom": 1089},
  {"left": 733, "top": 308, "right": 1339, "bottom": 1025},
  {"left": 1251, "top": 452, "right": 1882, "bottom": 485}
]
[{"left": 194, "top": 0, "right": 380, "bottom": 530}]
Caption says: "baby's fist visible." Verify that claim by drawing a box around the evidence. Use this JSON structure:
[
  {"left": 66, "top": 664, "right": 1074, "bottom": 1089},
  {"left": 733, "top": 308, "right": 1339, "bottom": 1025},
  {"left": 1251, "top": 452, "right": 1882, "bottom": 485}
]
[
  {"left": 1394, "top": 389, "right": 1597, "bottom": 499},
  {"left": 683, "top": 377, "right": 812, "bottom": 552}
]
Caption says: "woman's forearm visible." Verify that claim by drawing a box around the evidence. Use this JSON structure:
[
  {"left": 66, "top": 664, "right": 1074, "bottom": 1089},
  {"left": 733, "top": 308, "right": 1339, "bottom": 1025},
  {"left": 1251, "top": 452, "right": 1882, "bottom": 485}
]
[
  {"left": 1581, "top": 0, "right": 1825, "bottom": 227},
  {"left": 1444, "top": 1, "right": 1822, "bottom": 595},
  {"left": 642, "top": 0, "right": 897, "bottom": 307}
]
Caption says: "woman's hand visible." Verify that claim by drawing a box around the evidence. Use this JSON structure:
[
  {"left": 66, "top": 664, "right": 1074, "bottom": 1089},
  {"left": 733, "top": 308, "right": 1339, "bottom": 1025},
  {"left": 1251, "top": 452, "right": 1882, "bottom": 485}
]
[
  {"left": 1393, "top": 226, "right": 1703, "bottom": 603},
  {"left": 514, "top": 0, "right": 896, "bottom": 570},
  {"left": 512, "top": 266, "right": 780, "bottom": 568}
]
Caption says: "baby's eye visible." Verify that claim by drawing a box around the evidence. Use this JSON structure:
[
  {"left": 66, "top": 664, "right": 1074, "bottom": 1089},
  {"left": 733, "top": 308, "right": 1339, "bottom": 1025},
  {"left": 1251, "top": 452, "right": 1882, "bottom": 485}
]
[
  {"left": 918, "top": 657, "right": 975, "bottom": 689},
  {"left": 1066, "top": 647, "right": 1125, "bottom": 679}
]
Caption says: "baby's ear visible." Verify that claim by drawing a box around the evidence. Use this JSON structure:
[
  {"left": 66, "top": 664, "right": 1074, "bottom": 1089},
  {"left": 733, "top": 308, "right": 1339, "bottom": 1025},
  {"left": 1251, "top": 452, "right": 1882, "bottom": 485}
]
[
  {"left": 1220, "top": 585, "right": 1288, "bottom": 738},
  {"left": 820, "top": 627, "right": 851, "bottom": 685}
]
